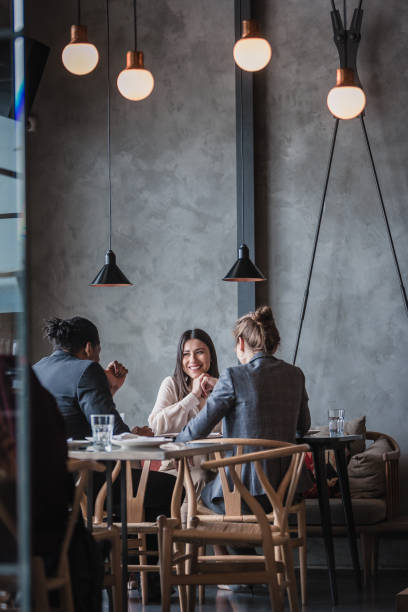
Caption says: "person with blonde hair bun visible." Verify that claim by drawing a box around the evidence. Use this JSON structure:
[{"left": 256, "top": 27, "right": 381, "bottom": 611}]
[{"left": 176, "top": 305, "right": 311, "bottom": 514}]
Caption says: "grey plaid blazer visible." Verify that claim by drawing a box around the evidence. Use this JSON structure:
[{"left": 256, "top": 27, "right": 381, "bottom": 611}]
[{"left": 176, "top": 353, "right": 311, "bottom": 508}]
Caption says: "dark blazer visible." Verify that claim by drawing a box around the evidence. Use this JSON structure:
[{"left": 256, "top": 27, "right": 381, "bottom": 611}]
[
  {"left": 33, "top": 349, "right": 129, "bottom": 439},
  {"left": 176, "top": 353, "right": 311, "bottom": 508}
]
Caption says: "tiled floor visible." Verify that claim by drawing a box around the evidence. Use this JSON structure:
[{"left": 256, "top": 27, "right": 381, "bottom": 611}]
[{"left": 106, "top": 569, "right": 408, "bottom": 611}]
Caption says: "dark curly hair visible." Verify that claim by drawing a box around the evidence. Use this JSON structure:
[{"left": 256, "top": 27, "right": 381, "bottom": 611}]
[{"left": 43, "top": 316, "right": 100, "bottom": 355}]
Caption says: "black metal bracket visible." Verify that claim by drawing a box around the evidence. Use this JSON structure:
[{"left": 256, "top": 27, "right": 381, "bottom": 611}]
[{"left": 331, "top": 5, "right": 363, "bottom": 87}]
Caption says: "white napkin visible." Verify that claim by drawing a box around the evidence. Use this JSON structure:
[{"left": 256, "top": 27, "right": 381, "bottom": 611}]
[{"left": 113, "top": 433, "right": 168, "bottom": 443}]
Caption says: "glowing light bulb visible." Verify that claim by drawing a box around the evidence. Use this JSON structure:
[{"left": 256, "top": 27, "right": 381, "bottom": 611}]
[
  {"left": 233, "top": 20, "right": 271, "bottom": 72},
  {"left": 62, "top": 25, "right": 99, "bottom": 76},
  {"left": 327, "top": 68, "right": 366, "bottom": 120},
  {"left": 117, "top": 51, "right": 154, "bottom": 101}
]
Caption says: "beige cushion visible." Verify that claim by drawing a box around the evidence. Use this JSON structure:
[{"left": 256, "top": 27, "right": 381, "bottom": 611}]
[
  {"left": 347, "top": 436, "right": 392, "bottom": 499},
  {"left": 318, "top": 415, "right": 366, "bottom": 455}
]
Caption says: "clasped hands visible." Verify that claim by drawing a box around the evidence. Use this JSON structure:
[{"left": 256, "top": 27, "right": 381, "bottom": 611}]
[
  {"left": 192, "top": 373, "right": 218, "bottom": 399},
  {"left": 104, "top": 360, "right": 128, "bottom": 395}
]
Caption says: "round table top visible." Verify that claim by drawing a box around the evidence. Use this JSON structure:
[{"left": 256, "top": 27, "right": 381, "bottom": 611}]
[{"left": 296, "top": 432, "right": 363, "bottom": 446}]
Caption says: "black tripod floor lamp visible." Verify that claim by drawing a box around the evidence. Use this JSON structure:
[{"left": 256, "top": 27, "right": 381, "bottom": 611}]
[{"left": 292, "top": 0, "right": 408, "bottom": 365}]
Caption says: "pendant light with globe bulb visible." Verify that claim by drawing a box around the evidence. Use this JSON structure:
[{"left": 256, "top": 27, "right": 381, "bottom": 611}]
[
  {"left": 117, "top": 0, "right": 154, "bottom": 101},
  {"left": 327, "top": 0, "right": 366, "bottom": 120},
  {"left": 90, "top": 0, "right": 132, "bottom": 287},
  {"left": 62, "top": 0, "right": 99, "bottom": 76},
  {"left": 233, "top": 19, "right": 271, "bottom": 72},
  {"left": 293, "top": 0, "right": 408, "bottom": 366}
]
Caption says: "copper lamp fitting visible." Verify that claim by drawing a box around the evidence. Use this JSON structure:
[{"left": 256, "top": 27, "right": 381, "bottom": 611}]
[
  {"left": 336, "top": 67, "right": 356, "bottom": 86},
  {"left": 126, "top": 50, "right": 145, "bottom": 69},
  {"left": 241, "top": 19, "right": 260, "bottom": 38},
  {"left": 70, "top": 25, "right": 89, "bottom": 44}
]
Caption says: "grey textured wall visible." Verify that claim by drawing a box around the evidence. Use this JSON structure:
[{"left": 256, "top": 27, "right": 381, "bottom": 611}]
[
  {"left": 253, "top": 0, "right": 408, "bottom": 564},
  {"left": 26, "top": 0, "right": 237, "bottom": 423},
  {"left": 27, "top": 0, "right": 407, "bottom": 569}
]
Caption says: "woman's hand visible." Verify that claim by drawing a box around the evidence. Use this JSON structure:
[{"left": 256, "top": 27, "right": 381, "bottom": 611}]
[
  {"left": 200, "top": 375, "right": 218, "bottom": 397},
  {"left": 105, "top": 360, "right": 128, "bottom": 395},
  {"left": 191, "top": 375, "right": 204, "bottom": 398},
  {"left": 191, "top": 373, "right": 218, "bottom": 399}
]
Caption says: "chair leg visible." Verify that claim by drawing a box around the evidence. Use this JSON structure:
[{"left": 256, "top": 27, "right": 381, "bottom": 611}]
[
  {"left": 139, "top": 533, "right": 149, "bottom": 605},
  {"left": 262, "top": 540, "right": 284, "bottom": 612},
  {"left": 267, "top": 578, "right": 284, "bottom": 612},
  {"left": 111, "top": 531, "right": 123, "bottom": 612},
  {"left": 198, "top": 545, "right": 205, "bottom": 604},
  {"left": 174, "top": 540, "right": 188, "bottom": 612},
  {"left": 371, "top": 535, "right": 379, "bottom": 576},
  {"left": 187, "top": 585, "right": 197, "bottom": 612},
  {"left": 360, "top": 532, "right": 371, "bottom": 585},
  {"left": 60, "top": 560, "right": 75, "bottom": 612},
  {"left": 159, "top": 526, "right": 173, "bottom": 612},
  {"left": 275, "top": 545, "right": 284, "bottom": 587},
  {"left": 281, "top": 540, "right": 299, "bottom": 612},
  {"left": 107, "top": 587, "right": 113, "bottom": 612},
  {"left": 297, "top": 504, "right": 307, "bottom": 605},
  {"left": 186, "top": 541, "right": 199, "bottom": 612},
  {"left": 32, "top": 557, "right": 50, "bottom": 612}
]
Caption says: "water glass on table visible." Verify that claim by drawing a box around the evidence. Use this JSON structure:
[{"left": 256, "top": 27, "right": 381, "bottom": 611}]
[
  {"left": 328, "top": 408, "right": 345, "bottom": 436},
  {"left": 91, "top": 414, "right": 114, "bottom": 451}
]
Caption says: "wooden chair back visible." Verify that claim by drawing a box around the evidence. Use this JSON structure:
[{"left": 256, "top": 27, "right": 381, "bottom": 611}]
[
  {"left": 187, "top": 438, "right": 296, "bottom": 520},
  {"left": 200, "top": 443, "right": 309, "bottom": 534},
  {"left": 58, "top": 465, "right": 90, "bottom": 573},
  {"left": 159, "top": 445, "right": 309, "bottom": 612},
  {"left": 92, "top": 459, "right": 152, "bottom": 524},
  {"left": 32, "top": 460, "right": 104, "bottom": 612},
  {"left": 126, "top": 460, "right": 151, "bottom": 523}
]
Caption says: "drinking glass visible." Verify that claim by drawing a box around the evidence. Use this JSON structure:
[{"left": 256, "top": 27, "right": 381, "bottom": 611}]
[
  {"left": 91, "top": 414, "right": 114, "bottom": 451},
  {"left": 328, "top": 408, "right": 345, "bottom": 436}
]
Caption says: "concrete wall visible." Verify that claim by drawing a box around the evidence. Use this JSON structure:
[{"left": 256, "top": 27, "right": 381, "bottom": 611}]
[
  {"left": 26, "top": 0, "right": 237, "bottom": 423},
  {"left": 253, "top": 0, "right": 408, "bottom": 565},
  {"left": 26, "top": 0, "right": 407, "bottom": 568}
]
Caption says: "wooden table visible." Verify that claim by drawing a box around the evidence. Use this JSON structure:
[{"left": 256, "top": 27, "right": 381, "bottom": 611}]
[
  {"left": 68, "top": 440, "right": 234, "bottom": 611},
  {"left": 297, "top": 433, "right": 363, "bottom": 604}
]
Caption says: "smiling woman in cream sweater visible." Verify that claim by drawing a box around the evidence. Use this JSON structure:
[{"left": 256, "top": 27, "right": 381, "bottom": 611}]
[
  {"left": 149, "top": 328, "right": 220, "bottom": 436},
  {"left": 148, "top": 329, "right": 221, "bottom": 513}
]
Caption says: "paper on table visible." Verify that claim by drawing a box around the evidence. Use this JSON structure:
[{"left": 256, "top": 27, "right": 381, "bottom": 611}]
[{"left": 113, "top": 433, "right": 168, "bottom": 446}]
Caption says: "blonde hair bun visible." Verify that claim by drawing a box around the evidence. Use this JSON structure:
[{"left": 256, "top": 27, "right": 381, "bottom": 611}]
[
  {"left": 233, "top": 305, "right": 280, "bottom": 355},
  {"left": 252, "top": 305, "right": 273, "bottom": 324}
]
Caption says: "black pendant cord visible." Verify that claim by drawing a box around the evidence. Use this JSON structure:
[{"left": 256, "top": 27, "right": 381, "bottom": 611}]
[
  {"left": 360, "top": 115, "right": 408, "bottom": 317},
  {"left": 292, "top": 118, "right": 340, "bottom": 365},
  {"left": 133, "top": 0, "right": 138, "bottom": 50},
  {"left": 240, "top": 68, "right": 245, "bottom": 246},
  {"left": 106, "top": 0, "right": 112, "bottom": 251},
  {"left": 78, "top": 0, "right": 81, "bottom": 25}
]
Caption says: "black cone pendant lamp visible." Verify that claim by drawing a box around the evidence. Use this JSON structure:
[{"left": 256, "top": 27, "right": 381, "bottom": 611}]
[
  {"left": 223, "top": 62, "right": 266, "bottom": 282},
  {"left": 223, "top": 244, "right": 265, "bottom": 282},
  {"left": 90, "top": 0, "right": 132, "bottom": 287}
]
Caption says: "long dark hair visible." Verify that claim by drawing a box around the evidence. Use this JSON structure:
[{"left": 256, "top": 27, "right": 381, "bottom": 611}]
[
  {"left": 173, "top": 329, "right": 219, "bottom": 400},
  {"left": 43, "top": 317, "right": 100, "bottom": 355}
]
